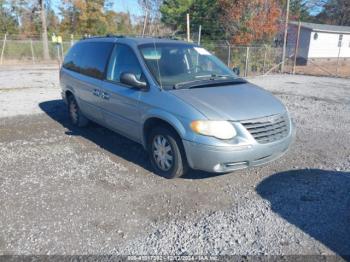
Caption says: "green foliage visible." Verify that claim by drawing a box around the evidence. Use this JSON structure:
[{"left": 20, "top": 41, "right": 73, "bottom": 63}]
[
  {"left": 289, "top": 0, "right": 313, "bottom": 21},
  {"left": 105, "top": 11, "right": 132, "bottom": 35},
  {"left": 189, "top": 0, "right": 223, "bottom": 39},
  {"left": 47, "top": 8, "right": 59, "bottom": 34},
  {"left": 160, "top": 0, "right": 223, "bottom": 40},
  {"left": 0, "top": 0, "right": 19, "bottom": 34},
  {"left": 59, "top": 0, "right": 107, "bottom": 35},
  {"left": 160, "top": 0, "right": 193, "bottom": 30},
  {"left": 59, "top": 0, "right": 133, "bottom": 36},
  {"left": 316, "top": 0, "right": 350, "bottom": 26}
]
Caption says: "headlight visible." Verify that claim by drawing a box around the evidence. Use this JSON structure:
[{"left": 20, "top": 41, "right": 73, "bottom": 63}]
[{"left": 190, "top": 120, "right": 237, "bottom": 140}]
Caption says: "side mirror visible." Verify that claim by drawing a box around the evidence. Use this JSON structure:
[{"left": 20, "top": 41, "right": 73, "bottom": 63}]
[
  {"left": 232, "top": 67, "right": 240, "bottom": 76},
  {"left": 120, "top": 72, "right": 147, "bottom": 89}
]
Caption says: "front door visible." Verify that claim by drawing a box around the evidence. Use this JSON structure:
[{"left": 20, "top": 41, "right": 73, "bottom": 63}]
[{"left": 100, "top": 44, "right": 145, "bottom": 142}]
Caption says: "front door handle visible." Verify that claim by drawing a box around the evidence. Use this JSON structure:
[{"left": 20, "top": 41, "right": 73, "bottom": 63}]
[
  {"left": 93, "top": 89, "right": 101, "bottom": 97},
  {"left": 101, "top": 92, "right": 110, "bottom": 100}
]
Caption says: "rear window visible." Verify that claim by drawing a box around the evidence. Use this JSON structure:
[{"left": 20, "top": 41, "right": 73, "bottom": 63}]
[{"left": 63, "top": 41, "right": 114, "bottom": 79}]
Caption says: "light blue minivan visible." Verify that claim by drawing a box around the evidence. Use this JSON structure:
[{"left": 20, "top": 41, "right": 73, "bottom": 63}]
[{"left": 60, "top": 36, "right": 295, "bottom": 178}]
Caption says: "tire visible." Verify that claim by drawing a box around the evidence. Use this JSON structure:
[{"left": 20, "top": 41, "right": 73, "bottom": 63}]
[
  {"left": 67, "top": 95, "right": 89, "bottom": 127},
  {"left": 148, "top": 126, "right": 189, "bottom": 179}
]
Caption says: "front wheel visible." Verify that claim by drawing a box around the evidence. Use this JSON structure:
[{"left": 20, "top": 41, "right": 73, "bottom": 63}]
[{"left": 148, "top": 127, "right": 188, "bottom": 179}]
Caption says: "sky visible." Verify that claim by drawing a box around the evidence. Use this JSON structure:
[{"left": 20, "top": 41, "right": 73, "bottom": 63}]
[{"left": 51, "top": 0, "right": 143, "bottom": 17}]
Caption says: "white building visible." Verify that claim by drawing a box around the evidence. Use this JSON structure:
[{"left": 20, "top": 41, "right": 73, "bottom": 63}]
[{"left": 287, "top": 21, "right": 350, "bottom": 64}]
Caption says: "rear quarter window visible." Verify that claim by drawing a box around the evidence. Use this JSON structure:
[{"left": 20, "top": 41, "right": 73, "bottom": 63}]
[
  {"left": 63, "top": 43, "right": 83, "bottom": 72},
  {"left": 63, "top": 41, "right": 114, "bottom": 79}
]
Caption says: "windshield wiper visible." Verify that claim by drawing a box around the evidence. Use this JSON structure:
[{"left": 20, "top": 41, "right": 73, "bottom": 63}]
[
  {"left": 195, "top": 74, "right": 232, "bottom": 79},
  {"left": 211, "top": 74, "right": 233, "bottom": 79},
  {"left": 174, "top": 79, "right": 208, "bottom": 89},
  {"left": 173, "top": 77, "right": 247, "bottom": 89}
]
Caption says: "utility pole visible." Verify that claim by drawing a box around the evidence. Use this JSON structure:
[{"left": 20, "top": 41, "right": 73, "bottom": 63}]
[
  {"left": 225, "top": 40, "right": 231, "bottom": 67},
  {"left": 186, "top": 13, "right": 190, "bottom": 42},
  {"left": 244, "top": 47, "right": 250, "bottom": 77},
  {"left": 0, "top": 33, "right": 7, "bottom": 65},
  {"left": 198, "top": 25, "right": 202, "bottom": 45},
  {"left": 281, "top": 0, "right": 290, "bottom": 73},
  {"left": 40, "top": 0, "right": 50, "bottom": 60},
  {"left": 70, "top": 34, "right": 74, "bottom": 47},
  {"left": 141, "top": 0, "right": 149, "bottom": 37},
  {"left": 292, "top": 21, "right": 301, "bottom": 74},
  {"left": 336, "top": 36, "right": 342, "bottom": 77},
  {"left": 30, "top": 39, "right": 35, "bottom": 64}
]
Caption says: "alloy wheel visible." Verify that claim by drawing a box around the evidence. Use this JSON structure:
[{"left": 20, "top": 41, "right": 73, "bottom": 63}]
[{"left": 152, "top": 135, "right": 174, "bottom": 171}]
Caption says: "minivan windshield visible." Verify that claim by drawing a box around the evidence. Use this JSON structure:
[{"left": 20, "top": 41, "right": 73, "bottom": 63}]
[{"left": 139, "top": 43, "right": 238, "bottom": 89}]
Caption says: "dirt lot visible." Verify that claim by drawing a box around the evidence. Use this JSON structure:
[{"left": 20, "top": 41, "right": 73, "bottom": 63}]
[{"left": 0, "top": 66, "right": 349, "bottom": 258}]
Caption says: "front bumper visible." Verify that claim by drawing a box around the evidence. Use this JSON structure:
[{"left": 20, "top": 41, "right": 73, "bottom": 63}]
[{"left": 183, "top": 123, "right": 296, "bottom": 173}]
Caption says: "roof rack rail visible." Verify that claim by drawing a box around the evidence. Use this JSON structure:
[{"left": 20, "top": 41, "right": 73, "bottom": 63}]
[
  {"left": 80, "top": 35, "right": 104, "bottom": 40},
  {"left": 105, "top": 34, "right": 125, "bottom": 38},
  {"left": 80, "top": 34, "right": 126, "bottom": 40},
  {"left": 158, "top": 35, "right": 182, "bottom": 40},
  {"left": 79, "top": 34, "right": 184, "bottom": 41}
]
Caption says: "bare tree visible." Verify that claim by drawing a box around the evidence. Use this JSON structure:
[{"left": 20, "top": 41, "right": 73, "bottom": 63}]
[
  {"left": 140, "top": 0, "right": 149, "bottom": 36},
  {"left": 40, "top": 0, "right": 50, "bottom": 60},
  {"left": 138, "top": 0, "right": 164, "bottom": 36}
]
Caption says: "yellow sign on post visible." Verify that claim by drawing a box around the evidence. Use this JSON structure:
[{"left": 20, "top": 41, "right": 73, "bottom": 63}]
[
  {"left": 51, "top": 34, "right": 64, "bottom": 63},
  {"left": 51, "top": 35, "right": 57, "bottom": 43},
  {"left": 52, "top": 35, "right": 62, "bottom": 44}
]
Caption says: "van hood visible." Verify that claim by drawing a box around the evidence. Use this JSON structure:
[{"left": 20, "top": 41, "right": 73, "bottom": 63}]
[{"left": 170, "top": 82, "right": 286, "bottom": 121}]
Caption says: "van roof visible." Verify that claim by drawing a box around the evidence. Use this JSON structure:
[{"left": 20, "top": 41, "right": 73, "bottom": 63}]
[{"left": 80, "top": 35, "right": 192, "bottom": 46}]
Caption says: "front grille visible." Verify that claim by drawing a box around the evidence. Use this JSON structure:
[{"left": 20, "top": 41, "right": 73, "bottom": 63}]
[{"left": 240, "top": 114, "right": 289, "bottom": 144}]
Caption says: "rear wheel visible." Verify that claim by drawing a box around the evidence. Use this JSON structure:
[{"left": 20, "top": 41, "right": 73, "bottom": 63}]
[
  {"left": 148, "top": 127, "right": 188, "bottom": 179},
  {"left": 67, "top": 95, "right": 89, "bottom": 127}
]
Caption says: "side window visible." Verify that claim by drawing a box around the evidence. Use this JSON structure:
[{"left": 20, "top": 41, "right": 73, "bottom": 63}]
[
  {"left": 63, "top": 43, "right": 84, "bottom": 72},
  {"left": 106, "top": 44, "right": 143, "bottom": 82},
  {"left": 80, "top": 42, "right": 114, "bottom": 79}
]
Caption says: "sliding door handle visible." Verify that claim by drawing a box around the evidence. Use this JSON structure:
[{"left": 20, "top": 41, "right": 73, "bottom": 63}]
[{"left": 101, "top": 92, "right": 110, "bottom": 100}]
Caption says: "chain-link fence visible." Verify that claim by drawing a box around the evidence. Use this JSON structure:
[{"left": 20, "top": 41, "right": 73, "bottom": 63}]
[
  {"left": 204, "top": 44, "right": 283, "bottom": 77},
  {"left": 0, "top": 35, "right": 73, "bottom": 64},
  {"left": 203, "top": 42, "right": 350, "bottom": 78},
  {"left": 1, "top": 35, "right": 349, "bottom": 78},
  {"left": 283, "top": 46, "right": 350, "bottom": 78}
]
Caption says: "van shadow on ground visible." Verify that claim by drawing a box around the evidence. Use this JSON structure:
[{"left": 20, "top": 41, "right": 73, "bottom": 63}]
[
  {"left": 256, "top": 169, "right": 350, "bottom": 258},
  {"left": 39, "top": 99, "right": 154, "bottom": 173},
  {"left": 39, "top": 99, "right": 222, "bottom": 179}
]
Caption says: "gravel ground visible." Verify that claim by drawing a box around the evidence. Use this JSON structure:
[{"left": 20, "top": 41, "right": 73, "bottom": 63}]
[
  {"left": 0, "top": 65, "right": 59, "bottom": 118},
  {"left": 0, "top": 67, "right": 349, "bottom": 258}
]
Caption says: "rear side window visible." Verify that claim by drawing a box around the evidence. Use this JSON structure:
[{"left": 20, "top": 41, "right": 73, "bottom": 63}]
[
  {"left": 63, "top": 41, "right": 114, "bottom": 79},
  {"left": 63, "top": 43, "right": 83, "bottom": 72},
  {"left": 106, "top": 44, "right": 143, "bottom": 82}
]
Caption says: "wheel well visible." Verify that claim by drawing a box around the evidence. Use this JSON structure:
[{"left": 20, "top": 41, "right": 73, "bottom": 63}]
[
  {"left": 65, "top": 90, "right": 74, "bottom": 99},
  {"left": 143, "top": 118, "right": 182, "bottom": 145},
  {"left": 143, "top": 118, "right": 189, "bottom": 172}
]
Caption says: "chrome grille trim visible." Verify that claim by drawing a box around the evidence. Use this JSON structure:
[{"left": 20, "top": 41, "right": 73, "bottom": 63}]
[{"left": 240, "top": 114, "right": 290, "bottom": 144}]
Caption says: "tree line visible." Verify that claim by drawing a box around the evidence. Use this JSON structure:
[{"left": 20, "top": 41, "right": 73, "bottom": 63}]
[
  {"left": 160, "top": 0, "right": 350, "bottom": 44},
  {"left": 0, "top": 0, "right": 136, "bottom": 38},
  {"left": 0, "top": 0, "right": 349, "bottom": 45}
]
